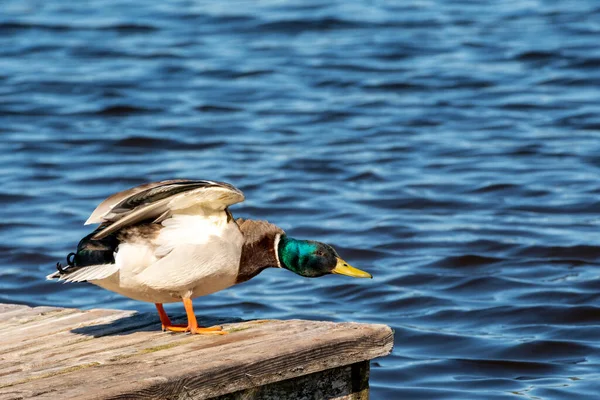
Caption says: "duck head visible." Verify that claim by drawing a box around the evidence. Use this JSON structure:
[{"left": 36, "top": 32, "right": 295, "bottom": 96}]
[{"left": 277, "top": 236, "right": 372, "bottom": 278}]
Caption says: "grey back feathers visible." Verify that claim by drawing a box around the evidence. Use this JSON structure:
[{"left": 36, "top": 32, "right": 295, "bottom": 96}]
[
  {"left": 116, "top": 224, "right": 162, "bottom": 246},
  {"left": 87, "top": 180, "right": 244, "bottom": 240},
  {"left": 236, "top": 219, "right": 285, "bottom": 284}
]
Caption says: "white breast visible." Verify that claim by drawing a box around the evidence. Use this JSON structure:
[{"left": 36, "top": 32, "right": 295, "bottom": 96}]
[
  {"left": 151, "top": 211, "right": 242, "bottom": 288},
  {"left": 91, "top": 210, "right": 244, "bottom": 303}
]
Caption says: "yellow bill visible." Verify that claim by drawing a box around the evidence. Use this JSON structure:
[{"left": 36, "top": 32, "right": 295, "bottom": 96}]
[{"left": 332, "top": 258, "right": 372, "bottom": 279}]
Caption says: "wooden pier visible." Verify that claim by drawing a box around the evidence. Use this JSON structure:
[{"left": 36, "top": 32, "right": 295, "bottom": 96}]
[{"left": 0, "top": 304, "right": 393, "bottom": 399}]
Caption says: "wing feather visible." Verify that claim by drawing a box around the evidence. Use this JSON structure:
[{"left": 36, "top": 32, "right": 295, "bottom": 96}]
[
  {"left": 85, "top": 179, "right": 190, "bottom": 225},
  {"left": 88, "top": 180, "right": 244, "bottom": 240}
]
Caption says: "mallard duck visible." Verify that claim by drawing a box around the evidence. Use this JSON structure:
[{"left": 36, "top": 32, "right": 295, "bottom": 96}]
[{"left": 47, "top": 179, "right": 372, "bottom": 334}]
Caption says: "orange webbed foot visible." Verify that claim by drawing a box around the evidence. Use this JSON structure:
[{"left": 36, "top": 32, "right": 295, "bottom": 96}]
[
  {"left": 157, "top": 300, "right": 227, "bottom": 335},
  {"left": 163, "top": 324, "right": 227, "bottom": 335},
  {"left": 161, "top": 323, "right": 187, "bottom": 331},
  {"left": 190, "top": 325, "right": 227, "bottom": 335}
]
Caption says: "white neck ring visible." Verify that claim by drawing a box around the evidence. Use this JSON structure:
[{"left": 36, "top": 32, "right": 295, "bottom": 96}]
[{"left": 273, "top": 234, "right": 282, "bottom": 268}]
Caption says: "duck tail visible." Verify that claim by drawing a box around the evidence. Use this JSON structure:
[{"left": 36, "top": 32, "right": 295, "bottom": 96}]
[{"left": 46, "top": 252, "right": 76, "bottom": 280}]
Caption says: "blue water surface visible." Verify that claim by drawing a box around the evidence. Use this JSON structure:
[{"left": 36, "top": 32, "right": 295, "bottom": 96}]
[{"left": 2, "top": 1, "right": 600, "bottom": 398}]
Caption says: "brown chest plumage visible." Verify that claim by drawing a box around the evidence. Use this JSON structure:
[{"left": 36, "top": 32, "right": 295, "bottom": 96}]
[{"left": 235, "top": 219, "right": 284, "bottom": 284}]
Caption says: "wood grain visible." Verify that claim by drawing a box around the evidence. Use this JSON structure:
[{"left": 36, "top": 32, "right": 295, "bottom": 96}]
[{"left": 0, "top": 304, "right": 393, "bottom": 400}]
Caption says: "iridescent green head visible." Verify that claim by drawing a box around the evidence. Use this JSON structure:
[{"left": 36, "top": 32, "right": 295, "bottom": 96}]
[{"left": 277, "top": 235, "right": 372, "bottom": 279}]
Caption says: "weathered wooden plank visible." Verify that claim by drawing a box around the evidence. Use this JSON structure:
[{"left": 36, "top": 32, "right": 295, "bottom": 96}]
[
  {"left": 0, "top": 304, "right": 29, "bottom": 315},
  {"left": 192, "top": 361, "right": 369, "bottom": 400},
  {"left": 0, "top": 304, "right": 393, "bottom": 400},
  {"left": 0, "top": 308, "right": 132, "bottom": 342},
  {"left": 0, "top": 306, "right": 69, "bottom": 326}
]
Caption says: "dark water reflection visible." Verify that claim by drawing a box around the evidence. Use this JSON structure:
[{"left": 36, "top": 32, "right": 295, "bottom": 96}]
[{"left": 2, "top": 0, "right": 600, "bottom": 398}]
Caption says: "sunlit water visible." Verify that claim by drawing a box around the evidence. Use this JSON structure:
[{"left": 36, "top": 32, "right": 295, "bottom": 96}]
[{"left": 2, "top": 1, "right": 600, "bottom": 398}]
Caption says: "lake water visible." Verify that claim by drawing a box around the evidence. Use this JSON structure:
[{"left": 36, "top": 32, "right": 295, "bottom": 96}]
[{"left": 2, "top": 1, "right": 600, "bottom": 398}]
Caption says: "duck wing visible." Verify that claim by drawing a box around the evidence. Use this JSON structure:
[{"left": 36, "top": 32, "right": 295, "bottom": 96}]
[
  {"left": 87, "top": 179, "right": 244, "bottom": 240},
  {"left": 85, "top": 179, "right": 189, "bottom": 225}
]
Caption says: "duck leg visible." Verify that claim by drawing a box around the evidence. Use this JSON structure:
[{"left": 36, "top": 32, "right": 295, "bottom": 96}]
[
  {"left": 155, "top": 303, "right": 187, "bottom": 331},
  {"left": 158, "top": 299, "right": 226, "bottom": 335}
]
